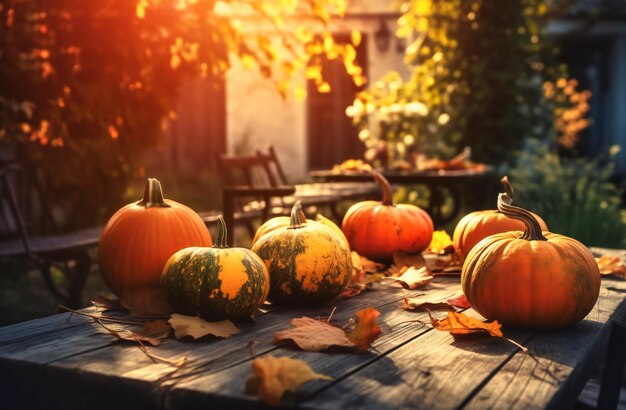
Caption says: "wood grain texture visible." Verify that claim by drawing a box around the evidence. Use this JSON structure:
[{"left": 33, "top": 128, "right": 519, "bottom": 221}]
[{"left": 0, "top": 259, "right": 624, "bottom": 410}]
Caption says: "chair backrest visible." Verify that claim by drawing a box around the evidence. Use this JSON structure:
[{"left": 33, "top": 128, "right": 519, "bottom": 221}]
[{"left": 0, "top": 163, "right": 32, "bottom": 253}]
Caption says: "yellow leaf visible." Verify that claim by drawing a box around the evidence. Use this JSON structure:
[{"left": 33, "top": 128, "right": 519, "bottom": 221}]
[
  {"left": 246, "top": 356, "right": 332, "bottom": 406},
  {"left": 428, "top": 230, "right": 453, "bottom": 253},
  {"left": 428, "top": 310, "right": 502, "bottom": 337}
]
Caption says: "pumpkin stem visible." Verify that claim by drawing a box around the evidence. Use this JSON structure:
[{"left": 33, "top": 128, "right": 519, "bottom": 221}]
[
  {"left": 137, "top": 178, "right": 171, "bottom": 208},
  {"left": 500, "top": 176, "right": 514, "bottom": 198},
  {"left": 214, "top": 216, "right": 229, "bottom": 248},
  {"left": 368, "top": 169, "right": 394, "bottom": 206},
  {"left": 497, "top": 192, "right": 547, "bottom": 241},
  {"left": 288, "top": 201, "right": 307, "bottom": 229}
]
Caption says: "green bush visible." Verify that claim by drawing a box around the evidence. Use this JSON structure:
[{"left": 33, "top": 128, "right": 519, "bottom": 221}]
[{"left": 510, "top": 139, "right": 626, "bottom": 248}]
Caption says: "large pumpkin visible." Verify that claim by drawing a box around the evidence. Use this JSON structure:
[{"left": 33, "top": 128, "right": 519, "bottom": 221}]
[
  {"left": 341, "top": 169, "right": 433, "bottom": 263},
  {"left": 98, "top": 178, "right": 212, "bottom": 313},
  {"left": 161, "top": 216, "right": 270, "bottom": 320},
  {"left": 251, "top": 201, "right": 352, "bottom": 304},
  {"left": 452, "top": 177, "right": 548, "bottom": 262},
  {"left": 461, "top": 191, "right": 600, "bottom": 328}
]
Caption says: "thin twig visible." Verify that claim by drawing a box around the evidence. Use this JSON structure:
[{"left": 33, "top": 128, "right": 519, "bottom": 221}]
[
  {"left": 327, "top": 307, "right": 337, "bottom": 323},
  {"left": 249, "top": 340, "right": 257, "bottom": 358}
]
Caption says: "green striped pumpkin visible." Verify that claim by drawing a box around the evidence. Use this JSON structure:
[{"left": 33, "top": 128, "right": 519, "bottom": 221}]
[
  {"left": 251, "top": 201, "right": 352, "bottom": 305},
  {"left": 161, "top": 216, "right": 270, "bottom": 321}
]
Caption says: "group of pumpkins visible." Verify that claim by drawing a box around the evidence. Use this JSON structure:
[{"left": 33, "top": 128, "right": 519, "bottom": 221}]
[{"left": 98, "top": 172, "right": 600, "bottom": 329}]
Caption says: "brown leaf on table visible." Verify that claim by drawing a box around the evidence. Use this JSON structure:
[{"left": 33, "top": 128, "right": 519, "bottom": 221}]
[
  {"left": 392, "top": 251, "right": 426, "bottom": 270},
  {"left": 447, "top": 292, "right": 471, "bottom": 309},
  {"left": 246, "top": 356, "right": 332, "bottom": 406},
  {"left": 346, "top": 307, "right": 382, "bottom": 351},
  {"left": 423, "top": 252, "right": 460, "bottom": 273},
  {"left": 273, "top": 317, "right": 355, "bottom": 351},
  {"left": 169, "top": 314, "right": 241, "bottom": 340},
  {"left": 388, "top": 266, "right": 433, "bottom": 289},
  {"left": 596, "top": 255, "right": 626, "bottom": 279},
  {"left": 91, "top": 295, "right": 125, "bottom": 312},
  {"left": 340, "top": 283, "right": 368, "bottom": 299},
  {"left": 119, "top": 288, "right": 174, "bottom": 316},
  {"left": 428, "top": 310, "right": 502, "bottom": 337},
  {"left": 98, "top": 319, "right": 171, "bottom": 346},
  {"left": 355, "top": 252, "right": 386, "bottom": 273}
]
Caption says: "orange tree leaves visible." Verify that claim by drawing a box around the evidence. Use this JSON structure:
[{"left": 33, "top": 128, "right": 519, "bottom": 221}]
[
  {"left": 246, "top": 356, "right": 332, "bottom": 406},
  {"left": 428, "top": 310, "right": 503, "bottom": 337},
  {"left": 273, "top": 307, "right": 382, "bottom": 352}
]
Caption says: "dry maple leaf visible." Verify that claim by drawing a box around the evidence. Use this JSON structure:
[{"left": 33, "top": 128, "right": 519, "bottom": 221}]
[
  {"left": 168, "top": 314, "right": 241, "bottom": 339},
  {"left": 392, "top": 251, "right": 425, "bottom": 269},
  {"left": 98, "top": 319, "right": 171, "bottom": 346},
  {"left": 428, "top": 310, "right": 503, "bottom": 337},
  {"left": 596, "top": 255, "right": 626, "bottom": 279},
  {"left": 388, "top": 266, "right": 433, "bottom": 289},
  {"left": 358, "top": 253, "right": 386, "bottom": 273},
  {"left": 246, "top": 356, "right": 332, "bottom": 406},
  {"left": 340, "top": 283, "right": 368, "bottom": 299},
  {"left": 346, "top": 307, "right": 382, "bottom": 351},
  {"left": 273, "top": 317, "right": 355, "bottom": 351},
  {"left": 401, "top": 297, "right": 452, "bottom": 311}
]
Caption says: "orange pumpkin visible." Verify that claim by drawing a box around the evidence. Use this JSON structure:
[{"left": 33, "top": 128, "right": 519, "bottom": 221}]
[
  {"left": 99, "top": 178, "right": 213, "bottom": 313},
  {"left": 452, "top": 177, "right": 548, "bottom": 262},
  {"left": 341, "top": 170, "right": 433, "bottom": 263},
  {"left": 461, "top": 191, "right": 600, "bottom": 328}
]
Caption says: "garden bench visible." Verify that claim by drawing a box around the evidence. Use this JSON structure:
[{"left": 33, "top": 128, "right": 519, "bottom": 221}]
[
  {"left": 212, "top": 145, "right": 378, "bottom": 245},
  {"left": 0, "top": 247, "right": 624, "bottom": 409},
  {"left": 0, "top": 162, "right": 101, "bottom": 308}
]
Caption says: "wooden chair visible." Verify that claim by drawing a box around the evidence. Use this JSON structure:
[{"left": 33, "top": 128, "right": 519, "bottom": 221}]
[
  {"left": 214, "top": 145, "right": 379, "bottom": 245},
  {"left": 0, "top": 162, "right": 101, "bottom": 308}
]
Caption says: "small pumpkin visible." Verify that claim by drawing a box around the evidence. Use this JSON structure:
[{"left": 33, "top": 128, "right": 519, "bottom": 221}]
[
  {"left": 452, "top": 176, "right": 548, "bottom": 262},
  {"left": 251, "top": 201, "right": 352, "bottom": 304},
  {"left": 252, "top": 207, "right": 348, "bottom": 248},
  {"left": 99, "top": 178, "right": 212, "bottom": 313},
  {"left": 461, "top": 191, "right": 600, "bottom": 328},
  {"left": 341, "top": 169, "right": 433, "bottom": 263},
  {"left": 161, "top": 216, "right": 270, "bottom": 320}
]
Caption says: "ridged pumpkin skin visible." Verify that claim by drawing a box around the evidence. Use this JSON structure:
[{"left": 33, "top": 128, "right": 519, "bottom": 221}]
[
  {"left": 461, "top": 193, "right": 600, "bottom": 329},
  {"left": 453, "top": 177, "right": 548, "bottom": 263},
  {"left": 252, "top": 202, "right": 352, "bottom": 304},
  {"left": 161, "top": 217, "right": 269, "bottom": 320},
  {"left": 342, "top": 170, "right": 433, "bottom": 263},
  {"left": 99, "top": 178, "right": 212, "bottom": 312},
  {"left": 252, "top": 211, "right": 348, "bottom": 248},
  {"left": 453, "top": 210, "right": 548, "bottom": 262}
]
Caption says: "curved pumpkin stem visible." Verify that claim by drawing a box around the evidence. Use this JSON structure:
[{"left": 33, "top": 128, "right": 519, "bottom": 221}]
[
  {"left": 137, "top": 178, "right": 171, "bottom": 208},
  {"left": 497, "top": 192, "right": 547, "bottom": 241},
  {"left": 500, "top": 176, "right": 514, "bottom": 199},
  {"left": 368, "top": 169, "right": 394, "bottom": 206},
  {"left": 214, "top": 216, "right": 229, "bottom": 248},
  {"left": 288, "top": 201, "right": 307, "bottom": 230}
]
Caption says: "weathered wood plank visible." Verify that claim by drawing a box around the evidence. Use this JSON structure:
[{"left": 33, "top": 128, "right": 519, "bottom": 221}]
[
  {"left": 165, "top": 282, "right": 468, "bottom": 409},
  {"left": 0, "top": 310, "right": 92, "bottom": 345},
  {"left": 463, "top": 282, "right": 626, "bottom": 410}
]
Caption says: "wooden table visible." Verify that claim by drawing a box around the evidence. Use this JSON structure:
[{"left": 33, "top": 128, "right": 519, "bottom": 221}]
[
  {"left": 1, "top": 249, "right": 625, "bottom": 410},
  {"left": 310, "top": 168, "right": 495, "bottom": 227}
]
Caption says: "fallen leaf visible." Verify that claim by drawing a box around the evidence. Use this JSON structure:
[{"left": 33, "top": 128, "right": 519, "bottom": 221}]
[
  {"left": 169, "top": 314, "right": 240, "bottom": 339},
  {"left": 388, "top": 266, "right": 433, "bottom": 289},
  {"left": 273, "top": 317, "right": 355, "bottom": 351},
  {"left": 447, "top": 293, "right": 471, "bottom": 309},
  {"left": 358, "top": 253, "right": 386, "bottom": 273},
  {"left": 98, "top": 319, "right": 171, "bottom": 346},
  {"left": 393, "top": 251, "right": 425, "bottom": 269},
  {"left": 427, "top": 230, "right": 453, "bottom": 254},
  {"left": 246, "top": 356, "right": 332, "bottom": 406},
  {"left": 385, "top": 264, "right": 408, "bottom": 277},
  {"left": 346, "top": 307, "right": 382, "bottom": 351},
  {"left": 401, "top": 297, "right": 452, "bottom": 311},
  {"left": 428, "top": 310, "right": 502, "bottom": 337},
  {"left": 340, "top": 283, "right": 368, "bottom": 299},
  {"left": 91, "top": 295, "right": 125, "bottom": 312},
  {"left": 597, "top": 255, "right": 626, "bottom": 279},
  {"left": 119, "top": 288, "right": 174, "bottom": 316}
]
